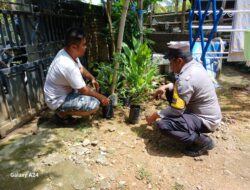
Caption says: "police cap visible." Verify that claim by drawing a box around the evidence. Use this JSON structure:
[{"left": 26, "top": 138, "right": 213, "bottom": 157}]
[{"left": 164, "top": 42, "right": 192, "bottom": 60}]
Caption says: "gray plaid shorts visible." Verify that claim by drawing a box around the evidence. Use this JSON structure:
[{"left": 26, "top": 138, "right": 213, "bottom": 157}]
[{"left": 57, "top": 92, "right": 100, "bottom": 112}]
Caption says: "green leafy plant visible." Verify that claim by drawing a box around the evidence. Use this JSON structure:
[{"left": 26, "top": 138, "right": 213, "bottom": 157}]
[
  {"left": 92, "top": 61, "right": 122, "bottom": 95},
  {"left": 120, "top": 37, "right": 158, "bottom": 105},
  {"left": 135, "top": 167, "right": 151, "bottom": 183}
]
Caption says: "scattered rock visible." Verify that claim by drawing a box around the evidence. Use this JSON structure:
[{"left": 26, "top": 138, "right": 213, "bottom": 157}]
[
  {"left": 70, "top": 146, "right": 90, "bottom": 156},
  {"left": 148, "top": 183, "right": 152, "bottom": 189},
  {"left": 196, "top": 185, "right": 202, "bottom": 190},
  {"left": 108, "top": 128, "right": 116, "bottom": 132},
  {"left": 111, "top": 160, "right": 116, "bottom": 164},
  {"left": 194, "top": 157, "right": 203, "bottom": 161},
  {"left": 132, "top": 182, "right": 137, "bottom": 186},
  {"left": 82, "top": 139, "right": 91, "bottom": 147},
  {"left": 99, "top": 146, "right": 107, "bottom": 152},
  {"left": 245, "top": 125, "right": 250, "bottom": 130},
  {"left": 223, "top": 169, "right": 232, "bottom": 176},
  {"left": 47, "top": 134, "right": 57, "bottom": 143},
  {"left": 239, "top": 147, "right": 244, "bottom": 151},
  {"left": 118, "top": 181, "right": 126, "bottom": 188},
  {"left": 220, "top": 121, "right": 226, "bottom": 127},
  {"left": 99, "top": 180, "right": 111, "bottom": 189},
  {"left": 96, "top": 154, "right": 109, "bottom": 166},
  {"left": 74, "top": 158, "right": 87, "bottom": 165},
  {"left": 222, "top": 136, "right": 228, "bottom": 141},
  {"left": 93, "top": 120, "right": 99, "bottom": 126},
  {"left": 53, "top": 182, "right": 63, "bottom": 188},
  {"left": 98, "top": 173, "right": 105, "bottom": 180},
  {"left": 41, "top": 152, "right": 65, "bottom": 166},
  {"left": 91, "top": 141, "right": 98, "bottom": 146},
  {"left": 215, "top": 134, "right": 221, "bottom": 139}
]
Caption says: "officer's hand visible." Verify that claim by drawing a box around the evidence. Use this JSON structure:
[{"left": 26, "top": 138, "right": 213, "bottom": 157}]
[
  {"left": 154, "top": 89, "right": 164, "bottom": 100},
  {"left": 91, "top": 79, "right": 100, "bottom": 92},
  {"left": 100, "top": 96, "right": 109, "bottom": 106},
  {"left": 146, "top": 112, "right": 159, "bottom": 125}
]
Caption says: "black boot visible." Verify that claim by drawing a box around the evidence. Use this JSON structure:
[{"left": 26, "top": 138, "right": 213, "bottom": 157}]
[{"left": 183, "top": 135, "right": 215, "bottom": 157}]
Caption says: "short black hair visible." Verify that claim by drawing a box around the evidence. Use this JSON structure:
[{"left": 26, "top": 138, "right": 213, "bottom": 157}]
[{"left": 65, "top": 27, "right": 86, "bottom": 47}]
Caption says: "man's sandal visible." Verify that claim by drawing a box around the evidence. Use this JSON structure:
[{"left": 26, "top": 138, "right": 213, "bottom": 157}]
[{"left": 54, "top": 114, "right": 79, "bottom": 125}]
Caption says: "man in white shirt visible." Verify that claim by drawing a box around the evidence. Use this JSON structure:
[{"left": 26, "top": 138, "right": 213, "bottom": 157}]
[{"left": 44, "top": 27, "right": 109, "bottom": 124}]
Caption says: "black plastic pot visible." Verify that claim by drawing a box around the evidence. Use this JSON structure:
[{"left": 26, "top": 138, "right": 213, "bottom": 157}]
[
  {"left": 122, "top": 97, "right": 131, "bottom": 107},
  {"left": 102, "top": 100, "right": 114, "bottom": 119},
  {"left": 128, "top": 105, "right": 140, "bottom": 124}
]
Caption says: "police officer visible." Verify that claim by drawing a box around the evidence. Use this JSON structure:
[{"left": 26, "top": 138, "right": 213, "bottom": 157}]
[{"left": 146, "top": 43, "right": 222, "bottom": 157}]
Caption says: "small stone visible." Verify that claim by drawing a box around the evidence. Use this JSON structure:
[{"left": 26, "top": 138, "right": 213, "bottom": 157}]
[
  {"left": 221, "top": 130, "right": 227, "bottom": 134},
  {"left": 216, "top": 134, "right": 221, "bottom": 139},
  {"left": 93, "top": 120, "right": 99, "bottom": 125},
  {"left": 220, "top": 121, "right": 226, "bottom": 126},
  {"left": 118, "top": 181, "right": 126, "bottom": 187},
  {"left": 96, "top": 154, "right": 108, "bottom": 166},
  {"left": 196, "top": 185, "right": 202, "bottom": 190},
  {"left": 70, "top": 146, "right": 90, "bottom": 156},
  {"left": 239, "top": 147, "right": 244, "bottom": 151},
  {"left": 222, "top": 136, "right": 228, "bottom": 141},
  {"left": 82, "top": 139, "right": 91, "bottom": 147},
  {"left": 99, "top": 146, "right": 107, "bottom": 152},
  {"left": 100, "top": 151, "right": 107, "bottom": 155},
  {"left": 98, "top": 174, "right": 105, "bottom": 180},
  {"left": 148, "top": 183, "right": 152, "bottom": 189},
  {"left": 132, "top": 182, "right": 137, "bottom": 186},
  {"left": 108, "top": 128, "right": 116, "bottom": 132},
  {"left": 194, "top": 157, "right": 203, "bottom": 161},
  {"left": 223, "top": 169, "right": 232, "bottom": 175},
  {"left": 91, "top": 141, "right": 98, "bottom": 146}
]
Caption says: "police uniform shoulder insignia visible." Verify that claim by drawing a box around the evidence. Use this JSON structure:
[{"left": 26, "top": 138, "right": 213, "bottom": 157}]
[{"left": 171, "top": 82, "right": 185, "bottom": 110}]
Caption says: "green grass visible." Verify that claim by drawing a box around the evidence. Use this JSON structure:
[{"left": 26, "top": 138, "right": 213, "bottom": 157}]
[
  {"left": 77, "top": 123, "right": 92, "bottom": 135},
  {"left": 135, "top": 167, "right": 151, "bottom": 183},
  {"left": 172, "top": 182, "right": 184, "bottom": 190}
]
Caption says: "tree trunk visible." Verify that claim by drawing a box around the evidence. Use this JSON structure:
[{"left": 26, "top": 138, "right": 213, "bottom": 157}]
[
  {"left": 181, "top": 0, "right": 186, "bottom": 33},
  {"left": 138, "top": 0, "right": 143, "bottom": 42},
  {"left": 175, "top": 0, "right": 179, "bottom": 22},
  {"left": 105, "top": 0, "right": 116, "bottom": 54},
  {"left": 110, "top": 0, "right": 130, "bottom": 94}
]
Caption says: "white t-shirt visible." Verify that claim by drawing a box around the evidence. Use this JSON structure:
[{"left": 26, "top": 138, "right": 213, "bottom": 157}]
[{"left": 44, "top": 49, "right": 86, "bottom": 110}]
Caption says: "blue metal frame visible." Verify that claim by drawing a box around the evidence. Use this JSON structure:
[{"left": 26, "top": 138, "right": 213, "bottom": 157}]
[{"left": 188, "top": 0, "right": 223, "bottom": 69}]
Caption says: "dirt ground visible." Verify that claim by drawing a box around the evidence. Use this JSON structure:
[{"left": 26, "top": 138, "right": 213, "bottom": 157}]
[{"left": 0, "top": 65, "right": 250, "bottom": 190}]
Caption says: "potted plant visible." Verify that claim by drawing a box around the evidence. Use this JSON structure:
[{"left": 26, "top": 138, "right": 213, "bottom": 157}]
[
  {"left": 120, "top": 38, "right": 158, "bottom": 124},
  {"left": 92, "top": 62, "right": 122, "bottom": 119}
]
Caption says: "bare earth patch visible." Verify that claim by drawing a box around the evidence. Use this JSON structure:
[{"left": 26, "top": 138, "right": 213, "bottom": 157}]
[{"left": 0, "top": 65, "right": 250, "bottom": 190}]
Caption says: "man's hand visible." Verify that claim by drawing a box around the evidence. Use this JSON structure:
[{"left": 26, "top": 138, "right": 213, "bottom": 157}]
[
  {"left": 91, "top": 79, "right": 100, "bottom": 92},
  {"left": 100, "top": 95, "right": 109, "bottom": 106},
  {"left": 154, "top": 83, "right": 174, "bottom": 100},
  {"left": 146, "top": 112, "right": 160, "bottom": 125}
]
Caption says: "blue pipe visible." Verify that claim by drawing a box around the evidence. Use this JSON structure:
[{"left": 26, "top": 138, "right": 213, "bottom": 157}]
[
  {"left": 197, "top": 0, "right": 206, "bottom": 68},
  {"left": 191, "top": 0, "right": 212, "bottom": 50},
  {"left": 189, "top": 0, "right": 198, "bottom": 51},
  {"left": 201, "top": 8, "right": 223, "bottom": 64}
]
